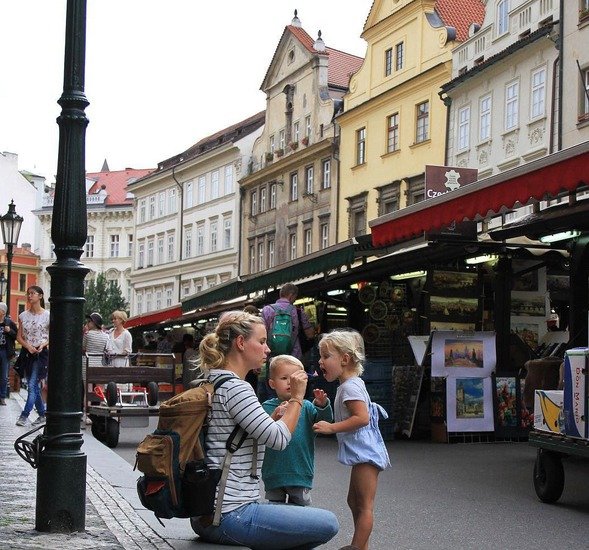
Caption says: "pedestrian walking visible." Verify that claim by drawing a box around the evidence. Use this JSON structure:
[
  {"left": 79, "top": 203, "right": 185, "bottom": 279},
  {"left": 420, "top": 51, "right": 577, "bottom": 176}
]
[
  {"left": 189, "top": 310, "right": 339, "bottom": 549},
  {"left": 313, "top": 329, "right": 390, "bottom": 550},
  {"left": 0, "top": 302, "right": 17, "bottom": 405},
  {"left": 15, "top": 286, "right": 50, "bottom": 427}
]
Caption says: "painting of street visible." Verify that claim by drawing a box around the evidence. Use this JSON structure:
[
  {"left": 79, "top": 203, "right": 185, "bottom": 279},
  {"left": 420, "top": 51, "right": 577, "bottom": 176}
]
[
  {"left": 431, "top": 270, "right": 478, "bottom": 293},
  {"left": 455, "top": 378, "right": 485, "bottom": 419},
  {"left": 444, "top": 339, "right": 484, "bottom": 368},
  {"left": 430, "top": 296, "right": 479, "bottom": 319},
  {"left": 510, "top": 295, "right": 546, "bottom": 317}
]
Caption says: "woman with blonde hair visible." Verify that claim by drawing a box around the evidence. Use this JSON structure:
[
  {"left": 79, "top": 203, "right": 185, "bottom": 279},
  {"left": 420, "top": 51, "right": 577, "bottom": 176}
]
[
  {"left": 190, "top": 310, "right": 339, "bottom": 549},
  {"left": 107, "top": 310, "right": 132, "bottom": 367}
]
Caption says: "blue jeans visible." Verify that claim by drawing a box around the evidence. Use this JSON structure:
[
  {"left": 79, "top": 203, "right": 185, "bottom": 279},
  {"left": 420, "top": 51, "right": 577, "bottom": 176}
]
[
  {"left": 191, "top": 502, "right": 339, "bottom": 549},
  {"left": 0, "top": 348, "right": 9, "bottom": 398},
  {"left": 22, "top": 359, "right": 45, "bottom": 418}
]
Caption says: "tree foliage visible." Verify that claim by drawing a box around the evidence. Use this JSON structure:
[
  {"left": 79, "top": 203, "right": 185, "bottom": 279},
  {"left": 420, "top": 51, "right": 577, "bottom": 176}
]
[{"left": 84, "top": 273, "right": 128, "bottom": 323}]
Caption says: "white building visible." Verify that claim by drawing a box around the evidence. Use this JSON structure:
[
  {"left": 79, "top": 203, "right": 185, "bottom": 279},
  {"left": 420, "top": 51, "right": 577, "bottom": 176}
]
[
  {"left": 443, "top": 0, "right": 560, "bottom": 178},
  {"left": 1, "top": 151, "right": 46, "bottom": 252},
  {"left": 127, "top": 112, "right": 264, "bottom": 320},
  {"left": 34, "top": 167, "right": 153, "bottom": 297}
]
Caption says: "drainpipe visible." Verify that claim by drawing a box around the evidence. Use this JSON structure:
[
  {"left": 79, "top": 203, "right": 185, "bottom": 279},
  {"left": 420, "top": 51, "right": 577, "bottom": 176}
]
[
  {"left": 172, "top": 165, "right": 184, "bottom": 303},
  {"left": 438, "top": 90, "right": 452, "bottom": 166},
  {"left": 556, "top": 0, "right": 564, "bottom": 151}
]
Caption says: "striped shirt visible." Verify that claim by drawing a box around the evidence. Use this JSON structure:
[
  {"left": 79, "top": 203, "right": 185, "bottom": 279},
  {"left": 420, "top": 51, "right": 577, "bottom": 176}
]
[{"left": 206, "top": 370, "right": 291, "bottom": 513}]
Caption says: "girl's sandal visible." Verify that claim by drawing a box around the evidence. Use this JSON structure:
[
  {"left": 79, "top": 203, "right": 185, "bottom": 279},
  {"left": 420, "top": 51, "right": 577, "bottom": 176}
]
[{"left": 338, "top": 547, "right": 361, "bottom": 550}]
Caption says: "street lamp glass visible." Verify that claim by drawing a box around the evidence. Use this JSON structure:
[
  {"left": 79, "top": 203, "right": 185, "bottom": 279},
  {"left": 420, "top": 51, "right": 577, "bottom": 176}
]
[{"left": 1, "top": 200, "right": 24, "bottom": 247}]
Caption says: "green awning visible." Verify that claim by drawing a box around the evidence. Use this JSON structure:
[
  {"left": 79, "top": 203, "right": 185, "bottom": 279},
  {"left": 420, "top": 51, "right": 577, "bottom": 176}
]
[
  {"left": 181, "top": 240, "right": 360, "bottom": 313},
  {"left": 181, "top": 278, "right": 245, "bottom": 312}
]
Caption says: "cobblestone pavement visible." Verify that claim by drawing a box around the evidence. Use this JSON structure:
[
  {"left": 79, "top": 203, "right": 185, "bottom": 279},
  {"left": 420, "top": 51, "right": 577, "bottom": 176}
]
[{"left": 0, "top": 392, "right": 171, "bottom": 550}]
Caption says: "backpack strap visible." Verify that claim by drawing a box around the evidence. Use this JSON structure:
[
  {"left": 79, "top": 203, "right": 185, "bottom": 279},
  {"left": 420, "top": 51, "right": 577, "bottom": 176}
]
[{"left": 209, "top": 374, "right": 255, "bottom": 527}]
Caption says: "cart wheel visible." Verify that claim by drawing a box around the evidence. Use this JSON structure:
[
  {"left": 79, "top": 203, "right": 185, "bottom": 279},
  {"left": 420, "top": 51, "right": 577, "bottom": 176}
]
[
  {"left": 105, "top": 382, "right": 118, "bottom": 407},
  {"left": 147, "top": 382, "right": 159, "bottom": 406},
  {"left": 533, "top": 449, "right": 564, "bottom": 503},
  {"left": 90, "top": 415, "right": 105, "bottom": 442},
  {"left": 104, "top": 418, "right": 120, "bottom": 448}
]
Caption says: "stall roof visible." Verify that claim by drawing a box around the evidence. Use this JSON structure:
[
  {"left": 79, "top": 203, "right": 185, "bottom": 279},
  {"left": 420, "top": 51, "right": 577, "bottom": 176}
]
[
  {"left": 125, "top": 305, "right": 183, "bottom": 330},
  {"left": 369, "top": 142, "right": 589, "bottom": 247}
]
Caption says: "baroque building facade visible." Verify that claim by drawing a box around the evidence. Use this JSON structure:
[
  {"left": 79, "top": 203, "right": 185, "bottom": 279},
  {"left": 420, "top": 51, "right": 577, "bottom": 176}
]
[
  {"left": 336, "top": 0, "right": 485, "bottom": 240},
  {"left": 239, "top": 12, "right": 363, "bottom": 275},
  {"left": 35, "top": 167, "right": 153, "bottom": 301},
  {"left": 127, "top": 112, "right": 264, "bottom": 317}
]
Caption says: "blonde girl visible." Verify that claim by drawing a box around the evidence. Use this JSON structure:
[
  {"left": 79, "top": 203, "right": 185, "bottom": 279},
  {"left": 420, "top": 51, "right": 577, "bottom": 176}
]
[
  {"left": 190, "top": 311, "right": 339, "bottom": 549},
  {"left": 313, "top": 329, "right": 390, "bottom": 550}
]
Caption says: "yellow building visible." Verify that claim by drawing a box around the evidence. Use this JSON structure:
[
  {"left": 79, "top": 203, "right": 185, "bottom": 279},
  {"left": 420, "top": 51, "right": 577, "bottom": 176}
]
[{"left": 337, "top": 0, "right": 485, "bottom": 241}]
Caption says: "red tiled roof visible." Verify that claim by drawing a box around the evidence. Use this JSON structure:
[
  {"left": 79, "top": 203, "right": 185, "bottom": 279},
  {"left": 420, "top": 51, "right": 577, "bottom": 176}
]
[
  {"left": 286, "top": 25, "right": 363, "bottom": 88},
  {"left": 436, "top": 0, "right": 486, "bottom": 42},
  {"left": 86, "top": 168, "right": 154, "bottom": 206}
]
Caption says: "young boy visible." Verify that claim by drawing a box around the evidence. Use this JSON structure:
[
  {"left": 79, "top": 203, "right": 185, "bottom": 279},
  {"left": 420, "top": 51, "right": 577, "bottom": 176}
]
[{"left": 262, "top": 354, "right": 333, "bottom": 506}]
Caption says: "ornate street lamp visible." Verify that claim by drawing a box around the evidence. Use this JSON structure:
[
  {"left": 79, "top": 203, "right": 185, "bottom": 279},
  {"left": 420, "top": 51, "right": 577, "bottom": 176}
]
[
  {"left": 0, "top": 270, "right": 6, "bottom": 301},
  {"left": 34, "top": 0, "right": 89, "bottom": 533},
  {"left": 1, "top": 200, "right": 24, "bottom": 315}
]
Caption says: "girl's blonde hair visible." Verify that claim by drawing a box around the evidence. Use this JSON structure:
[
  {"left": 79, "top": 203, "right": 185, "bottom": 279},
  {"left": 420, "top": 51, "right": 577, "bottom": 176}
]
[
  {"left": 319, "top": 329, "right": 365, "bottom": 376},
  {"left": 269, "top": 354, "right": 304, "bottom": 377},
  {"left": 199, "top": 311, "right": 265, "bottom": 370}
]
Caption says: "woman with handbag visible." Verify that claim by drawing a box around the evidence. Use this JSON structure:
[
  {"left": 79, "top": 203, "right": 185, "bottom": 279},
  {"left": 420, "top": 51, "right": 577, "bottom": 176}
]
[
  {"left": 15, "top": 286, "right": 50, "bottom": 427},
  {"left": 0, "top": 302, "right": 18, "bottom": 405}
]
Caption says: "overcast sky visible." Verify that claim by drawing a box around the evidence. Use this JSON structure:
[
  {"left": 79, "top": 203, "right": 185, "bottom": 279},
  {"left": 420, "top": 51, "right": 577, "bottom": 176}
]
[{"left": 1, "top": 1, "right": 371, "bottom": 183}]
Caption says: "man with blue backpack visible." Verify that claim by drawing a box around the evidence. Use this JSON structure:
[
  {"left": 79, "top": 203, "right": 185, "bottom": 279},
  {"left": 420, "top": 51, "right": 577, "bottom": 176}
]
[{"left": 258, "top": 283, "right": 315, "bottom": 401}]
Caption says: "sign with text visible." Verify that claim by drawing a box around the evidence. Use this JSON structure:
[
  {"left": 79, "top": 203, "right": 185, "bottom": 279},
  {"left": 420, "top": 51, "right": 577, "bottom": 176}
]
[{"left": 425, "top": 165, "right": 478, "bottom": 200}]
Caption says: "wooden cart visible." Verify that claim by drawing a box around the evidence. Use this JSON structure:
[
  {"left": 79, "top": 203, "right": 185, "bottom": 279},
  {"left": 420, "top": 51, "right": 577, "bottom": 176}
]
[{"left": 85, "top": 353, "right": 177, "bottom": 448}]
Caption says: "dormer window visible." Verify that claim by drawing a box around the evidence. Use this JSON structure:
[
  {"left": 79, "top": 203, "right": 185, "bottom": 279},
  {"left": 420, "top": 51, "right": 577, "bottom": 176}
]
[{"left": 496, "top": 0, "right": 509, "bottom": 36}]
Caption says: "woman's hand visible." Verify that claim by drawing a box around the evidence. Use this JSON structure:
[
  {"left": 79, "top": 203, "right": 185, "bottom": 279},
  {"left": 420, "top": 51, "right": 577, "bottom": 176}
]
[
  {"left": 289, "top": 369, "right": 308, "bottom": 401},
  {"left": 313, "top": 420, "right": 335, "bottom": 435}
]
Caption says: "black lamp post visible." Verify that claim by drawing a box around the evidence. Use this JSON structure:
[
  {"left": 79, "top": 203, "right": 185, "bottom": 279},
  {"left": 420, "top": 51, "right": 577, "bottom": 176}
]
[
  {"left": 35, "top": 0, "right": 90, "bottom": 533},
  {"left": 0, "top": 270, "right": 6, "bottom": 302},
  {"left": 1, "top": 200, "right": 24, "bottom": 316}
]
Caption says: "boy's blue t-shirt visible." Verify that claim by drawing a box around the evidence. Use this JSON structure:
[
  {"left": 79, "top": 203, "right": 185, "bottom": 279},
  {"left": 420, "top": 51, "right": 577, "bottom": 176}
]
[{"left": 261, "top": 397, "right": 333, "bottom": 491}]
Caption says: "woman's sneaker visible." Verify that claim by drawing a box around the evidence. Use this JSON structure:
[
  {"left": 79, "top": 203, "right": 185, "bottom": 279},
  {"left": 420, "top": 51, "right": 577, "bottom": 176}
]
[
  {"left": 32, "top": 416, "right": 46, "bottom": 426},
  {"left": 16, "top": 415, "right": 30, "bottom": 427}
]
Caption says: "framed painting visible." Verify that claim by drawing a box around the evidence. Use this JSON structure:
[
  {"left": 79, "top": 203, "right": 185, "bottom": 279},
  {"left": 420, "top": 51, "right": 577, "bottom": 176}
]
[
  {"left": 429, "top": 295, "right": 479, "bottom": 321},
  {"left": 430, "top": 270, "right": 479, "bottom": 296},
  {"left": 431, "top": 330, "right": 496, "bottom": 377},
  {"left": 446, "top": 376, "right": 494, "bottom": 432}
]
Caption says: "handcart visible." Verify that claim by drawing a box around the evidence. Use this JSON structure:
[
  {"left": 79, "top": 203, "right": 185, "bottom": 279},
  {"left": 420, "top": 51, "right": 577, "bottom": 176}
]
[
  {"left": 85, "top": 353, "right": 177, "bottom": 448},
  {"left": 528, "top": 429, "right": 589, "bottom": 503}
]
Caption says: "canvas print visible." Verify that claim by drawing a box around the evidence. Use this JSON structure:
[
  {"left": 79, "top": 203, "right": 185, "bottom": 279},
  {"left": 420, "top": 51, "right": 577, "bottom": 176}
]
[
  {"left": 431, "top": 321, "right": 476, "bottom": 331},
  {"left": 455, "top": 378, "right": 485, "bottom": 419},
  {"left": 496, "top": 377, "right": 517, "bottom": 427},
  {"left": 511, "top": 295, "right": 546, "bottom": 317},
  {"left": 512, "top": 270, "right": 538, "bottom": 292},
  {"left": 430, "top": 296, "right": 479, "bottom": 319},
  {"left": 446, "top": 376, "right": 494, "bottom": 432},
  {"left": 511, "top": 321, "right": 540, "bottom": 349},
  {"left": 547, "top": 275, "right": 569, "bottom": 293},
  {"left": 431, "top": 271, "right": 478, "bottom": 293},
  {"left": 444, "top": 339, "right": 484, "bottom": 369}
]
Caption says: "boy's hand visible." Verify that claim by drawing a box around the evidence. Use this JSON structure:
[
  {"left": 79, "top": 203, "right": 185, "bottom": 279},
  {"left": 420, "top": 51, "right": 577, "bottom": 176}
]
[
  {"left": 312, "top": 389, "right": 328, "bottom": 408},
  {"left": 313, "top": 420, "right": 334, "bottom": 435},
  {"left": 271, "top": 401, "right": 288, "bottom": 420}
]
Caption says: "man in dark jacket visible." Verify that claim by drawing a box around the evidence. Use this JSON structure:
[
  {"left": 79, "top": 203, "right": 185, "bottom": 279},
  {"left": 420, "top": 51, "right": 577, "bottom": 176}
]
[{"left": 0, "top": 302, "right": 18, "bottom": 405}]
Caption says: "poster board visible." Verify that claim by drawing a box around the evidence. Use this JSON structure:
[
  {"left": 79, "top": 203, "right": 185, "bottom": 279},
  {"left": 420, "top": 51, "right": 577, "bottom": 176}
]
[
  {"left": 446, "top": 376, "right": 494, "bottom": 432},
  {"left": 392, "top": 365, "right": 424, "bottom": 437},
  {"left": 431, "top": 330, "right": 496, "bottom": 378}
]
